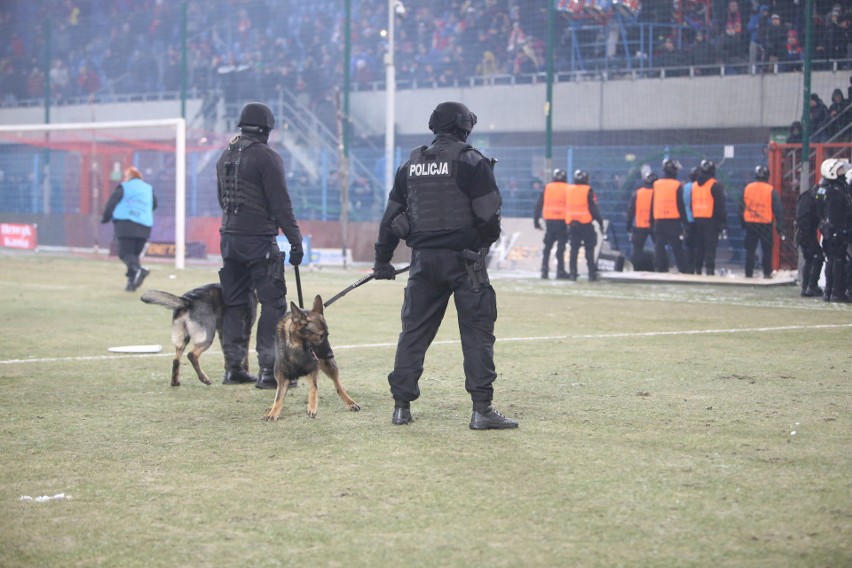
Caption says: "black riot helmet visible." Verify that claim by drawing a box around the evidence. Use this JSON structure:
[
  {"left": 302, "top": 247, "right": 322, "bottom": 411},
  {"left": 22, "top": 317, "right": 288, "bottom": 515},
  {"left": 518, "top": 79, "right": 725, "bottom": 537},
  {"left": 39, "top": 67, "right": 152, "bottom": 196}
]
[
  {"left": 662, "top": 158, "right": 681, "bottom": 177},
  {"left": 573, "top": 169, "right": 590, "bottom": 184},
  {"left": 643, "top": 171, "right": 657, "bottom": 185},
  {"left": 699, "top": 159, "right": 716, "bottom": 176},
  {"left": 689, "top": 166, "right": 699, "bottom": 182},
  {"left": 238, "top": 102, "right": 275, "bottom": 133},
  {"left": 553, "top": 168, "right": 567, "bottom": 182},
  {"left": 428, "top": 101, "right": 477, "bottom": 140},
  {"left": 754, "top": 165, "right": 770, "bottom": 181}
]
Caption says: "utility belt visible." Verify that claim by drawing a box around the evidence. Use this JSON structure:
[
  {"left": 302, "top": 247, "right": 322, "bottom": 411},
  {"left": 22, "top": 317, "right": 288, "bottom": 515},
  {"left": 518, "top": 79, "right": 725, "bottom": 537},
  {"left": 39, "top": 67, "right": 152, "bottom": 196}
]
[{"left": 462, "top": 248, "right": 491, "bottom": 290}]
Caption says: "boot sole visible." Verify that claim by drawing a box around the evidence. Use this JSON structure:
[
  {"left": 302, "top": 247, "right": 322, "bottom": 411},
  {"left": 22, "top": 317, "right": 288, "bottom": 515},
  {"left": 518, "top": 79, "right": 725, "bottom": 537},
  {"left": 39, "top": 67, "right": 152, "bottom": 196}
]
[{"left": 469, "top": 422, "right": 519, "bottom": 430}]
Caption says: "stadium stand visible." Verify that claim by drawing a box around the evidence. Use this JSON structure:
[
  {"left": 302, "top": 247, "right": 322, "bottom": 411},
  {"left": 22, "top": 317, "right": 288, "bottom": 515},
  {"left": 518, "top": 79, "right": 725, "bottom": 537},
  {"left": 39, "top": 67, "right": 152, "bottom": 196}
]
[{"left": 0, "top": 0, "right": 850, "bottom": 271}]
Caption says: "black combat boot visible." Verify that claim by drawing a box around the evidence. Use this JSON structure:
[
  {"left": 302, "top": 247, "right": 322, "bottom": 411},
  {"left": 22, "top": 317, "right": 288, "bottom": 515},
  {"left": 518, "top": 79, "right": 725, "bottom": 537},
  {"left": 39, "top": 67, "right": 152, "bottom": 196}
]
[
  {"left": 255, "top": 367, "right": 277, "bottom": 389},
  {"left": 391, "top": 401, "right": 412, "bottom": 425},
  {"left": 222, "top": 368, "right": 258, "bottom": 385},
  {"left": 132, "top": 267, "right": 150, "bottom": 290},
  {"left": 469, "top": 405, "right": 518, "bottom": 430}
]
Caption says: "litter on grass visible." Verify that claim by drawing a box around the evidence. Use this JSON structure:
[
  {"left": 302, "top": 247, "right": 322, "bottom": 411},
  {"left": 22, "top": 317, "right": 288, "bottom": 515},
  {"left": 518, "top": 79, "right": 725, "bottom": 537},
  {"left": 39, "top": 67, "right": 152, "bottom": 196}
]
[{"left": 20, "top": 493, "right": 71, "bottom": 502}]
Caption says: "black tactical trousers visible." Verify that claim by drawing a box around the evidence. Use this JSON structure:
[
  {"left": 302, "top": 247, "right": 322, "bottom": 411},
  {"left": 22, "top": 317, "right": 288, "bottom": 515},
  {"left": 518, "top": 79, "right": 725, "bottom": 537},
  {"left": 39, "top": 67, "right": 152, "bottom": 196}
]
[
  {"left": 542, "top": 220, "right": 568, "bottom": 274},
  {"left": 693, "top": 218, "right": 720, "bottom": 275},
  {"left": 798, "top": 236, "right": 823, "bottom": 292},
  {"left": 568, "top": 222, "right": 598, "bottom": 278},
  {"left": 823, "top": 234, "right": 848, "bottom": 300},
  {"left": 630, "top": 227, "right": 652, "bottom": 268},
  {"left": 653, "top": 219, "right": 687, "bottom": 273},
  {"left": 388, "top": 248, "right": 497, "bottom": 406},
  {"left": 219, "top": 234, "right": 286, "bottom": 370},
  {"left": 743, "top": 222, "right": 774, "bottom": 278}
]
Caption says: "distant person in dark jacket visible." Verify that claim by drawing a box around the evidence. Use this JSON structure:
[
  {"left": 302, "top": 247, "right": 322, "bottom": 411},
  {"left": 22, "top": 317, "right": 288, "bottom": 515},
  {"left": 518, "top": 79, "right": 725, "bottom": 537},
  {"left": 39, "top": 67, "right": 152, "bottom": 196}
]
[
  {"left": 786, "top": 120, "right": 803, "bottom": 143},
  {"left": 101, "top": 166, "right": 157, "bottom": 292},
  {"left": 689, "top": 29, "right": 718, "bottom": 73},
  {"left": 810, "top": 93, "right": 831, "bottom": 141},
  {"left": 828, "top": 88, "right": 849, "bottom": 137}
]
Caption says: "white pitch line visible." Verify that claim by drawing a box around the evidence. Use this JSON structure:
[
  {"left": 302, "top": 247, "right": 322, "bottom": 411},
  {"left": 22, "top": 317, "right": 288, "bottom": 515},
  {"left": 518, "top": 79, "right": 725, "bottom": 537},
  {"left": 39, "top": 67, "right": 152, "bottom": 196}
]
[{"left": 2, "top": 322, "right": 851, "bottom": 366}]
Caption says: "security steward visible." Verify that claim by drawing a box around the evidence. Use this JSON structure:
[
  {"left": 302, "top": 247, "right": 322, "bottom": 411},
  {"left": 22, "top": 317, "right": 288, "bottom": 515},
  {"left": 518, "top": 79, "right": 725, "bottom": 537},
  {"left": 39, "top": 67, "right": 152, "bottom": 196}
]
[
  {"left": 682, "top": 166, "right": 698, "bottom": 273},
  {"left": 626, "top": 171, "right": 655, "bottom": 270},
  {"left": 690, "top": 159, "right": 727, "bottom": 275},
  {"left": 740, "top": 165, "right": 786, "bottom": 278},
  {"left": 795, "top": 178, "right": 824, "bottom": 297},
  {"left": 650, "top": 159, "right": 688, "bottom": 273},
  {"left": 372, "top": 101, "right": 517, "bottom": 430},
  {"left": 217, "top": 102, "right": 304, "bottom": 386},
  {"left": 565, "top": 169, "right": 605, "bottom": 281},
  {"left": 533, "top": 168, "right": 570, "bottom": 279},
  {"left": 817, "top": 158, "right": 851, "bottom": 302},
  {"left": 100, "top": 166, "right": 157, "bottom": 291}
]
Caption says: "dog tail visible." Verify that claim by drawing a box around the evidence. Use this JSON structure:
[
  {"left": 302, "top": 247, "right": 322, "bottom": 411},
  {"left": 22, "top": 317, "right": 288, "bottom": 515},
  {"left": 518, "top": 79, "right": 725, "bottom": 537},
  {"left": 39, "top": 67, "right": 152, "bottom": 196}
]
[{"left": 140, "top": 290, "right": 190, "bottom": 310}]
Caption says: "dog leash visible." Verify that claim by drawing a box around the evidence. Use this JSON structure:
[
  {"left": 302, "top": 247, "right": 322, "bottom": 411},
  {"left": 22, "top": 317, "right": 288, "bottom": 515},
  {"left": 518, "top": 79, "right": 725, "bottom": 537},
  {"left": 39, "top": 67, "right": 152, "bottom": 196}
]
[{"left": 324, "top": 266, "right": 410, "bottom": 308}]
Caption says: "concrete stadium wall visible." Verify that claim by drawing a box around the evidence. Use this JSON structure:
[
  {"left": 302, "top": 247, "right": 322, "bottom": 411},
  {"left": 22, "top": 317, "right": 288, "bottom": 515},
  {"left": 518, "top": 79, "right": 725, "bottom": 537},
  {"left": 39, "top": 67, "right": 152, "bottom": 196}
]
[
  {"left": 351, "top": 70, "right": 848, "bottom": 138},
  {"left": 0, "top": 70, "right": 845, "bottom": 142},
  {"left": 0, "top": 100, "right": 202, "bottom": 127}
]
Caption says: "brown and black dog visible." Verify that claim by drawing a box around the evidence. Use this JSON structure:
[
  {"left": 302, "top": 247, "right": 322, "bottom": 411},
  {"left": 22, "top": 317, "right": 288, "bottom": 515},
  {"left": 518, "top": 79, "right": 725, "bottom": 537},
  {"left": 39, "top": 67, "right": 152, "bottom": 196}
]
[
  {"left": 263, "top": 295, "right": 360, "bottom": 420},
  {"left": 141, "top": 283, "right": 255, "bottom": 386}
]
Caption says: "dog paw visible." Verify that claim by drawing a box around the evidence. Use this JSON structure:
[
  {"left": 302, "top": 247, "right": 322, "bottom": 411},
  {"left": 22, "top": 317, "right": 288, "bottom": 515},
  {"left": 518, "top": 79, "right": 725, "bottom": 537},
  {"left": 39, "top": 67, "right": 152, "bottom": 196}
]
[
  {"left": 349, "top": 403, "right": 361, "bottom": 412},
  {"left": 306, "top": 409, "right": 317, "bottom": 418}
]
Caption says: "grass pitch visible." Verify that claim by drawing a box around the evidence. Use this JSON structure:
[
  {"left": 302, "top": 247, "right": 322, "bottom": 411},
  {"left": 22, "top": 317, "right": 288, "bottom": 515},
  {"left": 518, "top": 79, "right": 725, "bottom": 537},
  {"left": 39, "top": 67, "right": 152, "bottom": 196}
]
[{"left": 0, "top": 253, "right": 850, "bottom": 567}]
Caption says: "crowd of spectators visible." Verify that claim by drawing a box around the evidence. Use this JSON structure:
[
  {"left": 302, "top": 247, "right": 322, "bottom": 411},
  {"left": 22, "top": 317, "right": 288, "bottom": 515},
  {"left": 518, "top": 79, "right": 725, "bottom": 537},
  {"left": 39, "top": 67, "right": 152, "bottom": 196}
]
[
  {"left": 643, "top": 0, "right": 850, "bottom": 75},
  {"left": 0, "top": 0, "right": 850, "bottom": 111},
  {"left": 784, "top": 76, "right": 852, "bottom": 143}
]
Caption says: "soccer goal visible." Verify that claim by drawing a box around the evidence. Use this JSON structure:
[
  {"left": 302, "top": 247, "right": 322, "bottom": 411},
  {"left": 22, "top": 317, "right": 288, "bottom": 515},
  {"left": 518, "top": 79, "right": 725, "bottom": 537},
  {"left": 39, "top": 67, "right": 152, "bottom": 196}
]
[{"left": 0, "top": 118, "right": 190, "bottom": 269}]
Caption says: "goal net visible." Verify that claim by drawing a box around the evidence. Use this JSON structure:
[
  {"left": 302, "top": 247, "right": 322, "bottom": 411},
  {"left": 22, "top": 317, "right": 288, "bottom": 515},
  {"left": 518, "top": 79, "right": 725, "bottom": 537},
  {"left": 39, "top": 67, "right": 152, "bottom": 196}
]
[{"left": 0, "top": 119, "right": 193, "bottom": 269}]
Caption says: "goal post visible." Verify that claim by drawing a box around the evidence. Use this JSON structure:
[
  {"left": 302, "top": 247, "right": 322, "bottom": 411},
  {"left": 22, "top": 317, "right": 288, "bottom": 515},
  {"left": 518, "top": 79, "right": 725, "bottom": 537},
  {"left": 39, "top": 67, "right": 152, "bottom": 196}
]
[{"left": 0, "top": 118, "right": 188, "bottom": 269}]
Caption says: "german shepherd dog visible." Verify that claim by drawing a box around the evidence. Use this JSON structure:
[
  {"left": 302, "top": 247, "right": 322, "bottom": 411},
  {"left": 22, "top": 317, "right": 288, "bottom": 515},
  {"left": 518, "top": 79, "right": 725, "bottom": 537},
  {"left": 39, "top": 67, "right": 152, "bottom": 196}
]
[
  {"left": 263, "top": 295, "right": 360, "bottom": 420},
  {"left": 141, "top": 284, "right": 255, "bottom": 386}
]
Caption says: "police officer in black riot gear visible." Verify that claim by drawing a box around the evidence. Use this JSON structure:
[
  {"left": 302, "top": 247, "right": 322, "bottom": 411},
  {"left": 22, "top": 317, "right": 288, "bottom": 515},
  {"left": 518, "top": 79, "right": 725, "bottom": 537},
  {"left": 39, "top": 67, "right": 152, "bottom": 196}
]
[
  {"left": 795, "top": 178, "right": 825, "bottom": 297},
  {"left": 818, "top": 158, "right": 852, "bottom": 302},
  {"left": 217, "top": 102, "right": 304, "bottom": 386},
  {"left": 372, "top": 101, "right": 517, "bottom": 430}
]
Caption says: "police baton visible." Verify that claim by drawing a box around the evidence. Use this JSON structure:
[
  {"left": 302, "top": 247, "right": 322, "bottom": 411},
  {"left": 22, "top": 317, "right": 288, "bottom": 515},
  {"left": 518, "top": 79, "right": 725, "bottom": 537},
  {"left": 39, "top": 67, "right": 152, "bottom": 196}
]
[
  {"left": 324, "top": 266, "right": 410, "bottom": 308},
  {"left": 294, "top": 264, "right": 304, "bottom": 309}
]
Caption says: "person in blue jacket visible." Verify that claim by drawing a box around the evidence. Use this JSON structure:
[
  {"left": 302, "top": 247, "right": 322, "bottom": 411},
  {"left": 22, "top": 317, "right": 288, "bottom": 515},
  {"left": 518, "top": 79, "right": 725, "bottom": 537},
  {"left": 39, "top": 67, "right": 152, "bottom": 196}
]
[
  {"left": 101, "top": 166, "right": 157, "bottom": 291},
  {"left": 682, "top": 166, "right": 698, "bottom": 273}
]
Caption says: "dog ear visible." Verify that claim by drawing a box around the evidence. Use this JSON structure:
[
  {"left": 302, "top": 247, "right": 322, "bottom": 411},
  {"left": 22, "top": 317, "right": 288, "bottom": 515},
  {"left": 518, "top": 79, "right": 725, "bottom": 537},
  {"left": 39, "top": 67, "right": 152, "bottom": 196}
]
[
  {"left": 290, "top": 301, "right": 306, "bottom": 320},
  {"left": 312, "top": 295, "right": 324, "bottom": 315}
]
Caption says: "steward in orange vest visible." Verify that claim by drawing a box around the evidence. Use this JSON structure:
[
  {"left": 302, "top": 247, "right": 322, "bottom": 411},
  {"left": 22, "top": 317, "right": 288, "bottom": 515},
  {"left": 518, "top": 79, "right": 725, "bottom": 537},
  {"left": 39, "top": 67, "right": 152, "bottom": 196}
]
[
  {"left": 650, "top": 159, "right": 688, "bottom": 273},
  {"left": 627, "top": 171, "right": 655, "bottom": 270},
  {"left": 690, "top": 159, "right": 727, "bottom": 276},
  {"left": 740, "top": 165, "right": 785, "bottom": 278},
  {"left": 564, "top": 169, "right": 604, "bottom": 280},
  {"left": 533, "top": 169, "right": 570, "bottom": 278}
]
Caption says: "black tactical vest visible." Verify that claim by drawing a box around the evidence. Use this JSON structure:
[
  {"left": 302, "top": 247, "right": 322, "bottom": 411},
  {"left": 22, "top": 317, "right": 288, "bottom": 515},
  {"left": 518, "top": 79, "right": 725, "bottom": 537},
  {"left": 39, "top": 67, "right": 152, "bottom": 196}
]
[
  {"left": 219, "top": 136, "right": 273, "bottom": 230},
  {"left": 406, "top": 139, "right": 476, "bottom": 235}
]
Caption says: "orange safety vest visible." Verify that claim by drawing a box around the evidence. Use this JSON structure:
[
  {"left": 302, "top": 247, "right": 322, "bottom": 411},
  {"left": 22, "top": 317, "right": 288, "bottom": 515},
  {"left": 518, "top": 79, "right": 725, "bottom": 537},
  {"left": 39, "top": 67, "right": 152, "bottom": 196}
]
[
  {"left": 634, "top": 187, "right": 653, "bottom": 229},
  {"left": 565, "top": 184, "right": 593, "bottom": 224},
  {"left": 541, "top": 181, "right": 568, "bottom": 220},
  {"left": 652, "top": 178, "right": 681, "bottom": 220},
  {"left": 743, "top": 181, "right": 774, "bottom": 224},
  {"left": 691, "top": 178, "right": 715, "bottom": 219}
]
